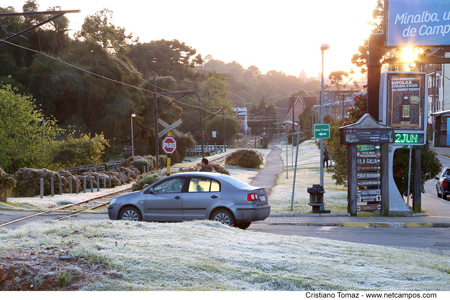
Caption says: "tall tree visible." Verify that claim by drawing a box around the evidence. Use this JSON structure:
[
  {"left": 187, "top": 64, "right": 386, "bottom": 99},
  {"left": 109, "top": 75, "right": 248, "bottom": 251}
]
[
  {"left": 0, "top": 85, "right": 60, "bottom": 173},
  {"left": 76, "top": 8, "right": 137, "bottom": 54},
  {"left": 351, "top": 0, "right": 385, "bottom": 74},
  {"left": 328, "top": 71, "right": 349, "bottom": 91}
]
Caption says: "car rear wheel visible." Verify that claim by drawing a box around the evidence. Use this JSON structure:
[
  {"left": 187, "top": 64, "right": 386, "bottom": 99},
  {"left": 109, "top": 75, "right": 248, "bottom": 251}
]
[
  {"left": 120, "top": 207, "right": 142, "bottom": 221},
  {"left": 236, "top": 222, "right": 251, "bottom": 230},
  {"left": 211, "top": 209, "right": 235, "bottom": 226}
]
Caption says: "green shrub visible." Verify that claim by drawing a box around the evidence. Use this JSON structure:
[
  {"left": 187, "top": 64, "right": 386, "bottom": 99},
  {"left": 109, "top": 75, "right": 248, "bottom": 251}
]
[
  {"left": 130, "top": 159, "right": 150, "bottom": 173},
  {"left": 0, "top": 168, "right": 16, "bottom": 202},
  {"left": 57, "top": 268, "right": 72, "bottom": 288},
  {"left": 132, "top": 172, "right": 165, "bottom": 191}
]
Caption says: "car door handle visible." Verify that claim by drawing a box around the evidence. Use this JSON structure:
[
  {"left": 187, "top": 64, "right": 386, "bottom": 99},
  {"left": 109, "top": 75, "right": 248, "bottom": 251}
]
[
  {"left": 211, "top": 195, "right": 218, "bottom": 199},
  {"left": 174, "top": 196, "right": 181, "bottom": 200}
]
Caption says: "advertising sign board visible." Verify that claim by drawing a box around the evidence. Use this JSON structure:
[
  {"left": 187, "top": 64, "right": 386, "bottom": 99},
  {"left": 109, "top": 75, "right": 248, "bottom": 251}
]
[
  {"left": 379, "top": 72, "right": 427, "bottom": 145},
  {"left": 386, "top": 0, "right": 450, "bottom": 46}
]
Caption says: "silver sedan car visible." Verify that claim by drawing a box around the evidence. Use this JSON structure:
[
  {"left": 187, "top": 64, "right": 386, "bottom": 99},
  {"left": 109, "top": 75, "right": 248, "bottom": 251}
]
[{"left": 108, "top": 172, "right": 270, "bottom": 229}]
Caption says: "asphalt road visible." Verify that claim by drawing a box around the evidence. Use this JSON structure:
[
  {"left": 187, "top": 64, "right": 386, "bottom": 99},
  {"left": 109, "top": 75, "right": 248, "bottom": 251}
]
[{"left": 248, "top": 224, "right": 450, "bottom": 250}]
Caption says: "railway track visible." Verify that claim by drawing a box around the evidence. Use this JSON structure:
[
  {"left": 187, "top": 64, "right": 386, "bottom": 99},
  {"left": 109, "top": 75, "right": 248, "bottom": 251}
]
[{"left": 0, "top": 187, "right": 132, "bottom": 228}]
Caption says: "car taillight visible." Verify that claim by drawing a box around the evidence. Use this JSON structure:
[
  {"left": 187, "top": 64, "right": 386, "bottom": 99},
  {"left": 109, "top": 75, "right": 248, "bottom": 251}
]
[
  {"left": 247, "top": 193, "right": 258, "bottom": 201},
  {"left": 444, "top": 181, "right": 448, "bottom": 188}
]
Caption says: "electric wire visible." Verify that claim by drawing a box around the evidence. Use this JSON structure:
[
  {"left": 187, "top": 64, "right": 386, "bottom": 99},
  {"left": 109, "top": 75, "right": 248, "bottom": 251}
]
[{"left": 3, "top": 40, "right": 289, "bottom": 124}]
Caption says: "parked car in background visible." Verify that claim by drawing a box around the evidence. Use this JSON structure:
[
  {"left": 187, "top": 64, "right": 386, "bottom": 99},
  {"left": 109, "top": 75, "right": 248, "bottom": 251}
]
[
  {"left": 108, "top": 172, "right": 270, "bottom": 229},
  {"left": 435, "top": 167, "right": 450, "bottom": 200}
]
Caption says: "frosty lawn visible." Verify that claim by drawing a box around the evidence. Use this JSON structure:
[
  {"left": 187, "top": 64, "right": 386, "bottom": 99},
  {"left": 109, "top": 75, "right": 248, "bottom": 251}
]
[
  {"left": 1, "top": 219, "right": 449, "bottom": 291},
  {"left": 267, "top": 140, "right": 348, "bottom": 214}
]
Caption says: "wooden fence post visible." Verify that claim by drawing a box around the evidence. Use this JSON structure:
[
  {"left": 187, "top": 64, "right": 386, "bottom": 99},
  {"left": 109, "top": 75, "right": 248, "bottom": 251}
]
[
  {"left": 40, "top": 178, "right": 44, "bottom": 199},
  {"left": 51, "top": 177, "right": 54, "bottom": 196},
  {"left": 76, "top": 175, "right": 79, "bottom": 194},
  {"left": 83, "top": 176, "right": 87, "bottom": 193},
  {"left": 69, "top": 177, "right": 73, "bottom": 194},
  {"left": 59, "top": 177, "right": 62, "bottom": 195}
]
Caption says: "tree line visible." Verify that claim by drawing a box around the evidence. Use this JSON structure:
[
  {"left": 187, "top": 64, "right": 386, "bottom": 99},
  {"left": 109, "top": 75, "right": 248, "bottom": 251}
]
[{"left": 0, "top": 0, "right": 324, "bottom": 173}]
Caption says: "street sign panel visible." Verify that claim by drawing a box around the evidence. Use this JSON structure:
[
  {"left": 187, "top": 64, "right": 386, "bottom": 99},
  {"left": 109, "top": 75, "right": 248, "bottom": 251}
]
[
  {"left": 314, "top": 124, "right": 330, "bottom": 139},
  {"left": 158, "top": 119, "right": 182, "bottom": 138},
  {"left": 162, "top": 136, "right": 177, "bottom": 154}
]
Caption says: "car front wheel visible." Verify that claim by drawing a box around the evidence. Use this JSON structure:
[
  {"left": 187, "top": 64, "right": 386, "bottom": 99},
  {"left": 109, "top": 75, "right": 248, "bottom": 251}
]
[
  {"left": 119, "top": 207, "right": 142, "bottom": 221},
  {"left": 211, "top": 209, "right": 235, "bottom": 226}
]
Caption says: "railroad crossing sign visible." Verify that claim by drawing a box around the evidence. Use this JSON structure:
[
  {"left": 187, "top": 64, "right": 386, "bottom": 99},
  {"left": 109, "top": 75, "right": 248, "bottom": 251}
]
[
  {"left": 162, "top": 136, "right": 177, "bottom": 154},
  {"left": 158, "top": 119, "right": 182, "bottom": 138},
  {"left": 314, "top": 124, "right": 330, "bottom": 139}
]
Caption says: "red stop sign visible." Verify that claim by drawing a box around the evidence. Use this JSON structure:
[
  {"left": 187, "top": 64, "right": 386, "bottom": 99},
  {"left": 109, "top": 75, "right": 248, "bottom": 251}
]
[{"left": 162, "top": 136, "right": 177, "bottom": 154}]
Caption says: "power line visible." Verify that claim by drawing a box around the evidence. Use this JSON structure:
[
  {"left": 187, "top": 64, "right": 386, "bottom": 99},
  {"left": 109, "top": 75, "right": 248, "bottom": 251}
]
[{"left": 3, "top": 40, "right": 238, "bottom": 119}]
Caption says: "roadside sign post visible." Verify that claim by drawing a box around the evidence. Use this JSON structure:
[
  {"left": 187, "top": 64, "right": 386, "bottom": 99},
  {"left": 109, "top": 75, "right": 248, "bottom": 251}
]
[
  {"left": 158, "top": 119, "right": 182, "bottom": 173},
  {"left": 162, "top": 133, "right": 177, "bottom": 175},
  {"left": 340, "top": 114, "right": 393, "bottom": 216},
  {"left": 314, "top": 124, "right": 330, "bottom": 139}
]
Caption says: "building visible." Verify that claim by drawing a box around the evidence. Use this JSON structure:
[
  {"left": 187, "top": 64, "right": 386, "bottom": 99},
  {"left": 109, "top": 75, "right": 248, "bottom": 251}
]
[{"left": 233, "top": 107, "right": 248, "bottom": 135}]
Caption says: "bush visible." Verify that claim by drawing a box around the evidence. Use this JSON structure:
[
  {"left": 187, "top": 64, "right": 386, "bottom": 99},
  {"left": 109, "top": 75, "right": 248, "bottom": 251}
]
[
  {"left": 211, "top": 163, "right": 230, "bottom": 175},
  {"left": 225, "top": 149, "right": 263, "bottom": 168},
  {"left": 49, "top": 133, "right": 109, "bottom": 169},
  {"left": 132, "top": 172, "right": 165, "bottom": 191},
  {"left": 130, "top": 159, "right": 150, "bottom": 173},
  {"left": 0, "top": 168, "right": 16, "bottom": 202},
  {"left": 12, "top": 168, "right": 65, "bottom": 197},
  {"left": 120, "top": 156, "right": 144, "bottom": 168}
]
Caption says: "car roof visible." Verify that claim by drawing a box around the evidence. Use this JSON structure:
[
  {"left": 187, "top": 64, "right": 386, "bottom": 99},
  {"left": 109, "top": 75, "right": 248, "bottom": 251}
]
[{"left": 170, "top": 172, "right": 228, "bottom": 178}]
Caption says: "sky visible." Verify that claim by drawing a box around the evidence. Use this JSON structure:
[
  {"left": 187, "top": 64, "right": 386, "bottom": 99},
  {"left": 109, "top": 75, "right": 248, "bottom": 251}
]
[{"left": 8, "top": 0, "right": 379, "bottom": 79}]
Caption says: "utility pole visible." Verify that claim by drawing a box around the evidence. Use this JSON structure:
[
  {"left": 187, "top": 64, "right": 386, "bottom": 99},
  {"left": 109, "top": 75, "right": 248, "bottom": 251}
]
[{"left": 154, "top": 76, "right": 159, "bottom": 170}]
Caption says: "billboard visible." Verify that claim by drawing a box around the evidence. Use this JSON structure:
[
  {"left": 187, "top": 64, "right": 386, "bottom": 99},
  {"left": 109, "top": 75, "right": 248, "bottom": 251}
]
[
  {"left": 386, "top": 0, "right": 450, "bottom": 46},
  {"left": 379, "top": 72, "right": 427, "bottom": 145}
]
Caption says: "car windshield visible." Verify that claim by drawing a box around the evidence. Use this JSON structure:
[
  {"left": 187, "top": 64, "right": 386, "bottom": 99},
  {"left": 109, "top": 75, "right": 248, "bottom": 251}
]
[{"left": 153, "top": 178, "right": 185, "bottom": 193}]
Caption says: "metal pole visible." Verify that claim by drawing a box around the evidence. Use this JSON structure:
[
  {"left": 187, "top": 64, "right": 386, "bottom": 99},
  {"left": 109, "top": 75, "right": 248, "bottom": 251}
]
[
  {"left": 291, "top": 126, "right": 301, "bottom": 211},
  {"left": 407, "top": 146, "right": 413, "bottom": 207},
  {"left": 154, "top": 76, "right": 159, "bottom": 170},
  {"left": 320, "top": 48, "right": 326, "bottom": 187},
  {"left": 291, "top": 135, "right": 294, "bottom": 167},
  {"left": 131, "top": 114, "right": 135, "bottom": 156},
  {"left": 286, "top": 137, "right": 289, "bottom": 179}
]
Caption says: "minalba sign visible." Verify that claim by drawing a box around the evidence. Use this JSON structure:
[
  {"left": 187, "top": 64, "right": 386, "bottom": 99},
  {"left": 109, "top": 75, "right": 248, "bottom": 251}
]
[{"left": 386, "top": 0, "right": 450, "bottom": 46}]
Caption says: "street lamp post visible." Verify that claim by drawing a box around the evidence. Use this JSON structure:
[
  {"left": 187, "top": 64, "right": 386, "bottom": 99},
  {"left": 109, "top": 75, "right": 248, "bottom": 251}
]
[
  {"left": 320, "top": 43, "right": 330, "bottom": 187},
  {"left": 131, "top": 113, "right": 136, "bottom": 156}
]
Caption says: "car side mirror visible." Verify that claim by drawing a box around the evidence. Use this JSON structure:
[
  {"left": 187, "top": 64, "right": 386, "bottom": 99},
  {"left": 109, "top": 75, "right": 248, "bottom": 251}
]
[
  {"left": 148, "top": 187, "right": 154, "bottom": 194},
  {"left": 435, "top": 176, "right": 439, "bottom": 180}
]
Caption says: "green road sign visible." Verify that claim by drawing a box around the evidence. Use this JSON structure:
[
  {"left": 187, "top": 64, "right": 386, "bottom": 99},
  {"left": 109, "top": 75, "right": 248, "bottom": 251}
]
[{"left": 314, "top": 124, "right": 330, "bottom": 139}]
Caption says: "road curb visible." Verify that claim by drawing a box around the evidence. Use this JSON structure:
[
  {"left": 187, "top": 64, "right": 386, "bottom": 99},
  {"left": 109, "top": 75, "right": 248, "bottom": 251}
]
[{"left": 264, "top": 221, "right": 450, "bottom": 228}]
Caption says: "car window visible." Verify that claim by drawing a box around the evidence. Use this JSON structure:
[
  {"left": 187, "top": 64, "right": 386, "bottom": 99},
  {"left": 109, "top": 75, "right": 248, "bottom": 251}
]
[
  {"left": 223, "top": 176, "right": 251, "bottom": 188},
  {"left": 153, "top": 178, "right": 185, "bottom": 194},
  {"left": 445, "top": 169, "right": 450, "bottom": 177},
  {"left": 188, "top": 178, "right": 220, "bottom": 193}
]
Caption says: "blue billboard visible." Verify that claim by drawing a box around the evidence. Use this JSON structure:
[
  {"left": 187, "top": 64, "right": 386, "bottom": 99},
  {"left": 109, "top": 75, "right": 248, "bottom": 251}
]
[{"left": 387, "top": 0, "right": 450, "bottom": 46}]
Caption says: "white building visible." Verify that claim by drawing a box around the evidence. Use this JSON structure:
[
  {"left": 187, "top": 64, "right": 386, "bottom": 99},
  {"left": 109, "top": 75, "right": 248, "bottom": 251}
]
[{"left": 233, "top": 107, "right": 248, "bottom": 135}]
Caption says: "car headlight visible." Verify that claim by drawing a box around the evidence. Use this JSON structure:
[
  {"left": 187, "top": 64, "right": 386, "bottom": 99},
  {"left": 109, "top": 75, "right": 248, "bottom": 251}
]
[{"left": 110, "top": 197, "right": 117, "bottom": 205}]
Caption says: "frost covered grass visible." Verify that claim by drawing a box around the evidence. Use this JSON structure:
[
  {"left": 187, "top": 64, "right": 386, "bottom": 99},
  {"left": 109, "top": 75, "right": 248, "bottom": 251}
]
[
  {"left": 268, "top": 140, "right": 348, "bottom": 214},
  {"left": 1, "top": 219, "right": 449, "bottom": 291}
]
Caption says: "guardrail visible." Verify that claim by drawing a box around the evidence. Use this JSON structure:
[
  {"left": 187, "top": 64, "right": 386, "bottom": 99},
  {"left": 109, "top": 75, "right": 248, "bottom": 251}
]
[
  {"left": 64, "top": 160, "right": 123, "bottom": 174},
  {"left": 186, "top": 145, "right": 226, "bottom": 156}
]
